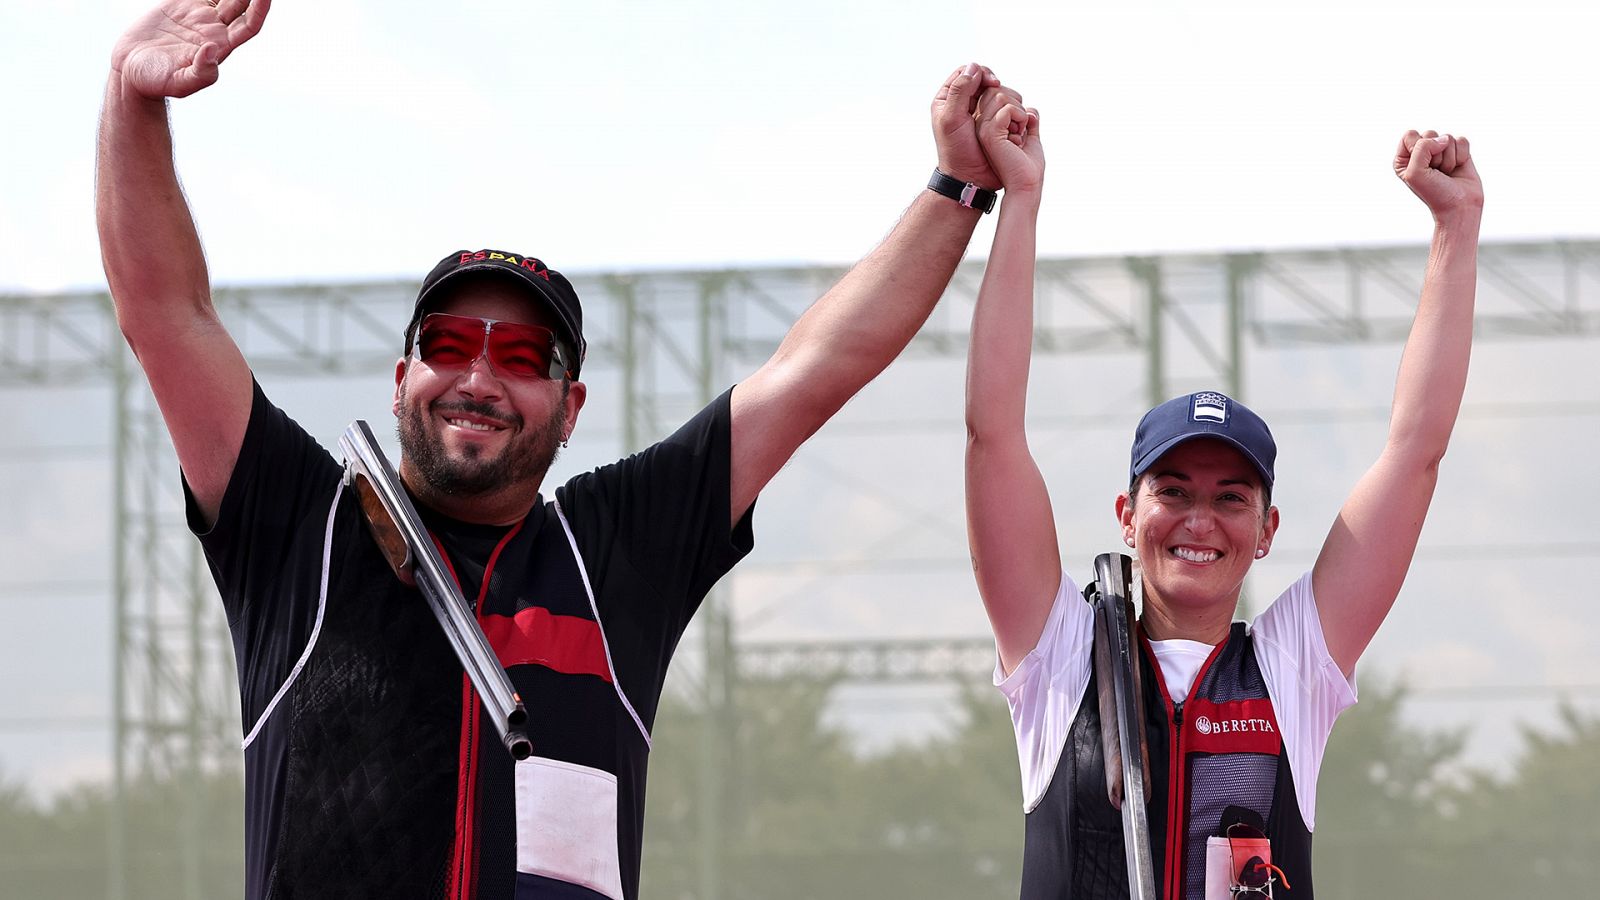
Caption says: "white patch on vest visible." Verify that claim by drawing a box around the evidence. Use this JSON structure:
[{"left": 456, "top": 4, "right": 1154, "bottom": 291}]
[
  {"left": 514, "top": 756, "right": 625, "bottom": 899},
  {"left": 1205, "top": 834, "right": 1273, "bottom": 899}
]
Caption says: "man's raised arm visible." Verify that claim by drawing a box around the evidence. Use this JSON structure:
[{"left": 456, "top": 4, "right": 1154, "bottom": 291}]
[
  {"left": 96, "top": 0, "right": 271, "bottom": 526},
  {"left": 727, "top": 63, "right": 1015, "bottom": 521}
]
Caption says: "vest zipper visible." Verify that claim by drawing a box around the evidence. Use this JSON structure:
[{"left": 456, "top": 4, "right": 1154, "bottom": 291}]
[
  {"left": 1165, "top": 700, "right": 1185, "bottom": 900},
  {"left": 1149, "top": 633, "right": 1229, "bottom": 900}
]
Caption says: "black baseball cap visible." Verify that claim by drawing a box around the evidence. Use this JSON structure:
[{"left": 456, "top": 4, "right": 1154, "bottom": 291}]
[
  {"left": 1129, "top": 391, "right": 1276, "bottom": 488},
  {"left": 405, "top": 249, "right": 587, "bottom": 378}
]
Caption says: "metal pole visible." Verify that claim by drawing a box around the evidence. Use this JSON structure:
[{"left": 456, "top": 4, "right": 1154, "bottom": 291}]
[
  {"left": 614, "top": 277, "right": 642, "bottom": 454},
  {"left": 109, "top": 335, "right": 129, "bottom": 900},
  {"left": 1227, "top": 255, "right": 1252, "bottom": 620},
  {"left": 1226, "top": 255, "right": 1247, "bottom": 400},
  {"left": 695, "top": 279, "right": 726, "bottom": 900},
  {"left": 184, "top": 540, "right": 205, "bottom": 899},
  {"left": 1133, "top": 257, "right": 1166, "bottom": 407}
]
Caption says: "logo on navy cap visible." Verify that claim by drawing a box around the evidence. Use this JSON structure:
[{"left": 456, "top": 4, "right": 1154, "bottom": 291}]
[{"left": 1191, "top": 392, "right": 1229, "bottom": 425}]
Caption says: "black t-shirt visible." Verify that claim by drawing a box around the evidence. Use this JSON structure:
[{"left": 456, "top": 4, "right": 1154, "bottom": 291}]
[{"left": 189, "top": 381, "right": 754, "bottom": 900}]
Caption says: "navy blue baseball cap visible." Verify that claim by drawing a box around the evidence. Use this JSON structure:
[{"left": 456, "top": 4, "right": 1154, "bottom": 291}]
[{"left": 1129, "top": 391, "right": 1276, "bottom": 488}]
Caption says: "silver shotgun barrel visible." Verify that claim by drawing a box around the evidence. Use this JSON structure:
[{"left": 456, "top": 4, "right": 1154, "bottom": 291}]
[
  {"left": 1089, "top": 552, "right": 1157, "bottom": 900},
  {"left": 338, "top": 420, "right": 532, "bottom": 761}
]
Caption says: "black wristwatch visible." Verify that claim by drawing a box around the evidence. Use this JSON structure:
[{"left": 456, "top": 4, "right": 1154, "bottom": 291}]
[{"left": 926, "top": 168, "right": 998, "bottom": 214}]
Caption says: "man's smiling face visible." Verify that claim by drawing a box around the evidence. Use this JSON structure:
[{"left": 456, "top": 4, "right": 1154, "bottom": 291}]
[{"left": 393, "top": 274, "right": 581, "bottom": 516}]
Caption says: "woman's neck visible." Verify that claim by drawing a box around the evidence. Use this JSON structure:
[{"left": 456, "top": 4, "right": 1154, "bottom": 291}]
[{"left": 1138, "top": 586, "right": 1235, "bottom": 645}]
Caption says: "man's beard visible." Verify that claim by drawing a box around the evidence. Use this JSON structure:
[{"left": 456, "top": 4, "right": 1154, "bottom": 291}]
[{"left": 397, "top": 385, "right": 566, "bottom": 498}]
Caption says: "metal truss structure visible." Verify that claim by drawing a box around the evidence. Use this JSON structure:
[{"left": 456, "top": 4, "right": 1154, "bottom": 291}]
[{"left": 3, "top": 238, "right": 1597, "bottom": 898}]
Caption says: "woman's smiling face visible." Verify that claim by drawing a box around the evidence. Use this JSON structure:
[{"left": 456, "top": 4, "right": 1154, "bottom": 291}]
[{"left": 1117, "top": 438, "right": 1278, "bottom": 620}]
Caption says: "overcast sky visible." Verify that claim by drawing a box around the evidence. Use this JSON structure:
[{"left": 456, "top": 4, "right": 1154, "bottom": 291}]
[
  {"left": 5, "top": 0, "right": 1600, "bottom": 291},
  {"left": 4, "top": 0, "right": 1599, "bottom": 799}
]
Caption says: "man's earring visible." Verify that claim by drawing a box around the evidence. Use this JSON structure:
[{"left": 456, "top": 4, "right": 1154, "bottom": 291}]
[
  {"left": 1255, "top": 548, "right": 1266, "bottom": 559},
  {"left": 1125, "top": 536, "right": 1135, "bottom": 548}
]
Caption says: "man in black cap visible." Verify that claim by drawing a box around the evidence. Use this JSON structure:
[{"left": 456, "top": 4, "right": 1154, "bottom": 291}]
[{"left": 95, "top": 1, "right": 1026, "bottom": 898}]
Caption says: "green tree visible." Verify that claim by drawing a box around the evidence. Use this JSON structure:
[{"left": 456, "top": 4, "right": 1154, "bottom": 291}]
[
  {"left": 641, "top": 678, "right": 1024, "bottom": 900},
  {"left": 1314, "top": 675, "right": 1473, "bottom": 897},
  {"left": 643, "top": 676, "right": 868, "bottom": 898},
  {"left": 0, "top": 767, "right": 244, "bottom": 900},
  {"left": 1438, "top": 702, "right": 1600, "bottom": 897},
  {"left": 852, "top": 684, "right": 1023, "bottom": 897}
]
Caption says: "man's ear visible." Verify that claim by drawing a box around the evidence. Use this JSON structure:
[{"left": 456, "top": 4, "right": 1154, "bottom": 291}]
[
  {"left": 562, "top": 380, "right": 588, "bottom": 439},
  {"left": 392, "top": 358, "right": 407, "bottom": 417}
]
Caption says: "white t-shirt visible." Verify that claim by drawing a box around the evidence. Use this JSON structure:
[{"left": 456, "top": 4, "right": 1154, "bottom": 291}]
[{"left": 993, "top": 571, "right": 1357, "bottom": 829}]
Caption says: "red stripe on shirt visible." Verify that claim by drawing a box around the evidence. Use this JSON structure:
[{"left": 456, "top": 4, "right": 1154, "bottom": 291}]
[
  {"left": 482, "top": 607, "right": 612, "bottom": 682},
  {"left": 436, "top": 518, "right": 523, "bottom": 900}
]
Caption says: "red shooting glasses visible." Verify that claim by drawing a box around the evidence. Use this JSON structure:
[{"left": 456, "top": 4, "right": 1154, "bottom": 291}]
[{"left": 413, "top": 312, "right": 572, "bottom": 380}]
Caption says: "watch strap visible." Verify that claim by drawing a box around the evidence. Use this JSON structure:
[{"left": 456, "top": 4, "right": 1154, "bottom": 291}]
[{"left": 926, "top": 168, "right": 998, "bottom": 214}]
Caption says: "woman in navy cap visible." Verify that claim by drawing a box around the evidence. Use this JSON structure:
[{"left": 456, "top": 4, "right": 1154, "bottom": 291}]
[{"left": 962, "top": 94, "right": 1483, "bottom": 899}]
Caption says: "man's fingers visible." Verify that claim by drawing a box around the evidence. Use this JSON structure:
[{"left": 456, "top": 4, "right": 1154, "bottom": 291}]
[
  {"left": 1454, "top": 135, "right": 1472, "bottom": 170},
  {"left": 1437, "top": 134, "right": 1458, "bottom": 174},
  {"left": 935, "top": 62, "right": 982, "bottom": 105},
  {"left": 975, "top": 87, "right": 1003, "bottom": 118},
  {"left": 933, "top": 65, "right": 965, "bottom": 103},
  {"left": 169, "top": 44, "right": 223, "bottom": 99},
  {"left": 227, "top": 0, "right": 272, "bottom": 46},
  {"left": 195, "top": 40, "right": 222, "bottom": 76},
  {"left": 934, "top": 63, "right": 1010, "bottom": 117},
  {"left": 215, "top": 0, "right": 248, "bottom": 23}
]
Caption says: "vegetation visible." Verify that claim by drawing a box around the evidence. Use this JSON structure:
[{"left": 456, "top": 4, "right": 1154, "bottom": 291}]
[{"left": 4, "top": 675, "right": 1598, "bottom": 898}]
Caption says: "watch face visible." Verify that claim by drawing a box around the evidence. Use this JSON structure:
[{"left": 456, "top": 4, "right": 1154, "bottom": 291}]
[{"left": 928, "top": 170, "right": 996, "bottom": 213}]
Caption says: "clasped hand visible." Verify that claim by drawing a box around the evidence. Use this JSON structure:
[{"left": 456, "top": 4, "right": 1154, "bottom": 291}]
[{"left": 930, "top": 63, "right": 1043, "bottom": 198}]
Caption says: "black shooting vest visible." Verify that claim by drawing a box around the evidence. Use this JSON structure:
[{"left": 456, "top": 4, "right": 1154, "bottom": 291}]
[
  {"left": 1019, "top": 622, "right": 1314, "bottom": 900},
  {"left": 262, "top": 492, "right": 624, "bottom": 900}
]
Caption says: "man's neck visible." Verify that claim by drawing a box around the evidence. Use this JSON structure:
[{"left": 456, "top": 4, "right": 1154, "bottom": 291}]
[{"left": 402, "top": 472, "right": 541, "bottom": 527}]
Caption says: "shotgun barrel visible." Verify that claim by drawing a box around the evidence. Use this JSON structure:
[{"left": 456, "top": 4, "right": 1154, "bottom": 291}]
[
  {"left": 338, "top": 420, "right": 532, "bottom": 761},
  {"left": 1089, "top": 552, "right": 1157, "bottom": 899}
]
